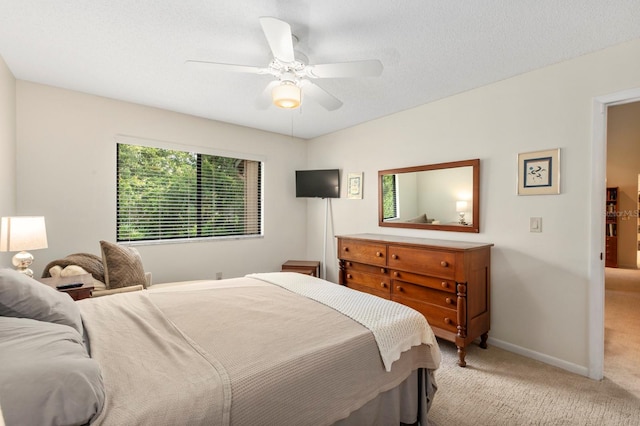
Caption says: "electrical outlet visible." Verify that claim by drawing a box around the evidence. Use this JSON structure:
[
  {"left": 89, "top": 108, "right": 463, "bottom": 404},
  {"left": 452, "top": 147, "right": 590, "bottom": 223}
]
[{"left": 216, "top": 272, "right": 222, "bottom": 280}]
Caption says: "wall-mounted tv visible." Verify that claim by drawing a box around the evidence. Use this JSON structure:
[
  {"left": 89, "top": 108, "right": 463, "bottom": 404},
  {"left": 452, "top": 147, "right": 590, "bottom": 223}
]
[{"left": 296, "top": 169, "right": 340, "bottom": 198}]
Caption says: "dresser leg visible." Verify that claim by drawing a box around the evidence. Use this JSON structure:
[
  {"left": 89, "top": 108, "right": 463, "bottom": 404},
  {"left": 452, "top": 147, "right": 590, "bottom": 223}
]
[
  {"left": 480, "top": 332, "right": 488, "bottom": 349},
  {"left": 457, "top": 346, "right": 467, "bottom": 367}
]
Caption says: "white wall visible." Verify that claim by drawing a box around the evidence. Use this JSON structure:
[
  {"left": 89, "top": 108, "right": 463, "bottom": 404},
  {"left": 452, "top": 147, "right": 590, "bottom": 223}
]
[
  {"left": 396, "top": 172, "right": 418, "bottom": 220},
  {"left": 307, "top": 38, "right": 640, "bottom": 371},
  {"left": 0, "top": 56, "right": 16, "bottom": 266},
  {"left": 16, "top": 82, "right": 308, "bottom": 283}
]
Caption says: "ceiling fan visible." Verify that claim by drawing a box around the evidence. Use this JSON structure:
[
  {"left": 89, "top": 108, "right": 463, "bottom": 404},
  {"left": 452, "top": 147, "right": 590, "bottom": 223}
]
[{"left": 186, "top": 17, "right": 383, "bottom": 111}]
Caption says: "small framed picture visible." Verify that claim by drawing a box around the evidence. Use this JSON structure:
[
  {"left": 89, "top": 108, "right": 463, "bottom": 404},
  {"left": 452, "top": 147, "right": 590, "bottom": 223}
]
[
  {"left": 517, "top": 148, "right": 560, "bottom": 195},
  {"left": 347, "top": 172, "right": 363, "bottom": 199}
]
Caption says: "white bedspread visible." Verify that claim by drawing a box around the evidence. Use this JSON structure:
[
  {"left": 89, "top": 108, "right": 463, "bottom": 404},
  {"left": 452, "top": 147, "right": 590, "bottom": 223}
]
[{"left": 248, "top": 272, "right": 439, "bottom": 372}]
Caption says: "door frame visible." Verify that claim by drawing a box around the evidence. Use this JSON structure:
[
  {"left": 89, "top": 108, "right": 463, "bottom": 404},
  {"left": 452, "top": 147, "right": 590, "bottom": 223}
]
[{"left": 589, "top": 87, "right": 640, "bottom": 379}]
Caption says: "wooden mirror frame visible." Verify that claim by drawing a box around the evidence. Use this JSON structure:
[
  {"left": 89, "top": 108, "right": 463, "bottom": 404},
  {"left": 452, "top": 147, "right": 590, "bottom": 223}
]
[{"left": 378, "top": 159, "right": 480, "bottom": 233}]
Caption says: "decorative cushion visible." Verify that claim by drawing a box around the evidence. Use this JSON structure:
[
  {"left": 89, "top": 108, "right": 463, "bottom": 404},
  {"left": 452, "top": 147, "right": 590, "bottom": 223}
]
[
  {"left": 100, "top": 240, "right": 147, "bottom": 289},
  {"left": 0, "top": 268, "right": 83, "bottom": 334},
  {"left": 0, "top": 316, "right": 104, "bottom": 426}
]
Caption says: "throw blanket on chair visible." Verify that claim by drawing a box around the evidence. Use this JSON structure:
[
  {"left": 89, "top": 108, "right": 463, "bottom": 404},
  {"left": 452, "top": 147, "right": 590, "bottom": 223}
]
[{"left": 41, "top": 253, "right": 105, "bottom": 282}]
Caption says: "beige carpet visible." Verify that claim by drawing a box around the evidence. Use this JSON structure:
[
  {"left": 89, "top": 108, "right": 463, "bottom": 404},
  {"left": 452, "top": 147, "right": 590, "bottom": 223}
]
[
  {"left": 427, "top": 269, "right": 640, "bottom": 425},
  {"left": 604, "top": 267, "right": 640, "bottom": 398}
]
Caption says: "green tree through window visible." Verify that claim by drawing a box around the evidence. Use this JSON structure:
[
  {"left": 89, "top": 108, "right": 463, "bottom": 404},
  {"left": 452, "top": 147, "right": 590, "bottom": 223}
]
[
  {"left": 117, "top": 143, "right": 262, "bottom": 242},
  {"left": 382, "top": 174, "right": 398, "bottom": 219}
]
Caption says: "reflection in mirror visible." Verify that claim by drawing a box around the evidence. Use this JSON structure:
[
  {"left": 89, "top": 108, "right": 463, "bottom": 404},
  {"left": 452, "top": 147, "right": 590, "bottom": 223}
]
[{"left": 378, "top": 159, "right": 480, "bottom": 233}]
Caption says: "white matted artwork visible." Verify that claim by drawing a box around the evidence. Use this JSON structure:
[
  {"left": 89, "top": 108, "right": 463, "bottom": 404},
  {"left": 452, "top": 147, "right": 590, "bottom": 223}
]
[
  {"left": 347, "top": 172, "right": 363, "bottom": 199},
  {"left": 517, "top": 148, "right": 560, "bottom": 195}
]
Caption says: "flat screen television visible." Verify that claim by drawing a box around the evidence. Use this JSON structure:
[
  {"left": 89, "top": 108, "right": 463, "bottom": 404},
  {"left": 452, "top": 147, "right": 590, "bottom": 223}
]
[{"left": 296, "top": 169, "right": 340, "bottom": 198}]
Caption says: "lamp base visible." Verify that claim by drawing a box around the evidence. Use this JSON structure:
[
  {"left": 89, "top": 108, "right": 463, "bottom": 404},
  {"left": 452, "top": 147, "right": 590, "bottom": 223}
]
[
  {"left": 12, "top": 251, "right": 35, "bottom": 278},
  {"left": 458, "top": 213, "right": 467, "bottom": 225}
]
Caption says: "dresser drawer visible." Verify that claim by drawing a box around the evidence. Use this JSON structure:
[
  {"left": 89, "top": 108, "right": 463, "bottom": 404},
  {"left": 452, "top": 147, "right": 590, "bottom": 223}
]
[
  {"left": 390, "top": 269, "right": 456, "bottom": 294},
  {"left": 343, "top": 260, "right": 388, "bottom": 275},
  {"left": 344, "top": 269, "right": 391, "bottom": 293},
  {"left": 346, "top": 281, "right": 389, "bottom": 300},
  {"left": 388, "top": 245, "right": 456, "bottom": 279},
  {"left": 339, "top": 239, "right": 387, "bottom": 266},
  {"left": 394, "top": 296, "right": 458, "bottom": 334},
  {"left": 392, "top": 280, "right": 457, "bottom": 309}
]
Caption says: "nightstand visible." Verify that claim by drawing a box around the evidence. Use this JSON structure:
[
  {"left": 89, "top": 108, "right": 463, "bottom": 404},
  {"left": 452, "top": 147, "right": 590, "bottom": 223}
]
[
  {"left": 281, "top": 260, "right": 320, "bottom": 277},
  {"left": 37, "top": 273, "right": 95, "bottom": 301}
]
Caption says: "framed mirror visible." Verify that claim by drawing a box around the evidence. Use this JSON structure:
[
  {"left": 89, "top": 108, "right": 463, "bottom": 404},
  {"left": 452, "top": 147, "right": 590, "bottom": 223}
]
[{"left": 378, "top": 159, "right": 480, "bottom": 233}]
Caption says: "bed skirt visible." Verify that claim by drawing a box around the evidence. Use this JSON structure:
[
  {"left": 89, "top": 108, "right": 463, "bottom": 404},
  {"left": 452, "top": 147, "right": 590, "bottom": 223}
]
[{"left": 335, "top": 368, "right": 436, "bottom": 426}]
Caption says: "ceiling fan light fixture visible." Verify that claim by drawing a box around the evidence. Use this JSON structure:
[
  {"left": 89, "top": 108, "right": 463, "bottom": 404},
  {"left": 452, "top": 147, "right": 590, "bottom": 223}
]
[{"left": 272, "top": 82, "right": 301, "bottom": 109}]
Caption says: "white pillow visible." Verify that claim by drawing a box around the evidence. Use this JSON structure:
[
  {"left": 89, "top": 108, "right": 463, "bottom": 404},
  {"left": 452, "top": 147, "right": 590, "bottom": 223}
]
[
  {"left": 60, "top": 265, "right": 90, "bottom": 277},
  {"left": 49, "top": 265, "right": 63, "bottom": 277}
]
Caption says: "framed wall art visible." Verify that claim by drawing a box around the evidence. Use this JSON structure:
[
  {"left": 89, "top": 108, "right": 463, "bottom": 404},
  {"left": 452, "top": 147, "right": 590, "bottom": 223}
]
[
  {"left": 347, "top": 172, "right": 363, "bottom": 199},
  {"left": 517, "top": 148, "right": 560, "bottom": 195}
]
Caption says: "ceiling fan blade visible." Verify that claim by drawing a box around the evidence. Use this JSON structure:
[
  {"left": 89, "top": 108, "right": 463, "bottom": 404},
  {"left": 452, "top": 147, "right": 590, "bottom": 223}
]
[
  {"left": 259, "top": 17, "right": 295, "bottom": 63},
  {"left": 185, "top": 60, "right": 265, "bottom": 74},
  {"left": 307, "top": 59, "right": 383, "bottom": 78},
  {"left": 255, "top": 81, "right": 279, "bottom": 109},
  {"left": 300, "top": 80, "right": 343, "bottom": 111}
]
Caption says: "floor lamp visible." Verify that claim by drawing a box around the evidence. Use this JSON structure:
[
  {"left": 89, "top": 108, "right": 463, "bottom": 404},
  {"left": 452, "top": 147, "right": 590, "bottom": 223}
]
[{"left": 322, "top": 198, "right": 330, "bottom": 280}]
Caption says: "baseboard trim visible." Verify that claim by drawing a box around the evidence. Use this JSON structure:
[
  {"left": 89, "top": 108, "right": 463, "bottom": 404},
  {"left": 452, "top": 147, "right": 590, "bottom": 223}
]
[{"left": 486, "top": 337, "right": 590, "bottom": 378}]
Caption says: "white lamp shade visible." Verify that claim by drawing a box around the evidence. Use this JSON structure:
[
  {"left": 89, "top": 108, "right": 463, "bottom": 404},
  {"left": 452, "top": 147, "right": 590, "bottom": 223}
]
[
  {"left": 0, "top": 216, "right": 48, "bottom": 252},
  {"left": 456, "top": 201, "right": 468, "bottom": 212},
  {"left": 272, "top": 83, "right": 301, "bottom": 109}
]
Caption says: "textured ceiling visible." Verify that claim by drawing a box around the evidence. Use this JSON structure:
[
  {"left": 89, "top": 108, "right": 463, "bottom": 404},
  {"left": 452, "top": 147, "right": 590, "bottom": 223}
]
[{"left": 1, "top": 1, "right": 640, "bottom": 139}]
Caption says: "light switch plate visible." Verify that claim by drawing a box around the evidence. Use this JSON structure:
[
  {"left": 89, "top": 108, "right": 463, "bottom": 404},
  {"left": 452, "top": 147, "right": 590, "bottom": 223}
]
[{"left": 530, "top": 217, "right": 542, "bottom": 233}]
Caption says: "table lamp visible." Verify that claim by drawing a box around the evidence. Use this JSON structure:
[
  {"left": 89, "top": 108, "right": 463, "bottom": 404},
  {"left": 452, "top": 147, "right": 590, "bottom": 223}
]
[
  {"left": 456, "top": 201, "right": 468, "bottom": 225},
  {"left": 0, "top": 216, "right": 48, "bottom": 277}
]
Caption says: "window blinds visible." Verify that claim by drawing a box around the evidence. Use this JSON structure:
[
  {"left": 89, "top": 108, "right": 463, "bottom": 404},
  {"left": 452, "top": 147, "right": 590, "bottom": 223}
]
[{"left": 117, "top": 143, "right": 262, "bottom": 242}]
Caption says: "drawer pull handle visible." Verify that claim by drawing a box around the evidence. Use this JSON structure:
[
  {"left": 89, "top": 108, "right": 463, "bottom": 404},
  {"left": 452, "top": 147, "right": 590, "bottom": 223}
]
[
  {"left": 344, "top": 247, "right": 349, "bottom": 252},
  {"left": 441, "top": 282, "right": 448, "bottom": 288},
  {"left": 347, "top": 274, "right": 353, "bottom": 279},
  {"left": 380, "top": 282, "right": 387, "bottom": 288},
  {"left": 347, "top": 261, "right": 352, "bottom": 267},
  {"left": 394, "top": 272, "right": 400, "bottom": 277},
  {"left": 445, "top": 297, "right": 453, "bottom": 305},
  {"left": 391, "top": 254, "right": 398, "bottom": 259},
  {"left": 396, "top": 286, "right": 404, "bottom": 292},
  {"left": 444, "top": 318, "right": 452, "bottom": 325},
  {"left": 380, "top": 268, "right": 386, "bottom": 273},
  {"left": 440, "top": 261, "right": 448, "bottom": 267},
  {"left": 376, "top": 251, "right": 382, "bottom": 257}
]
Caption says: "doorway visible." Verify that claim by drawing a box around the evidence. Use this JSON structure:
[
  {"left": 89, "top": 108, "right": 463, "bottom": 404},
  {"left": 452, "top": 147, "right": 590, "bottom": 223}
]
[
  {"left": 606, "top": 102, "right": 640, "bottom": 269},
  {"left": 603, "top": 101, "right": 640, "bottom": 397},
  {"left": 637, "top": 174, "right": 640, "bottom": 268},
  {"left": 590, "top": 89, "right": 640, "bottom": 381}
]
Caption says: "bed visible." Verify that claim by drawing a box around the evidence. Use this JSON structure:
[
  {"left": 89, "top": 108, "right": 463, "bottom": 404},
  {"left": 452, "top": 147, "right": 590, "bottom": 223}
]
[{"left": 0, "top": 268, "right": 440, "bottom": 426}]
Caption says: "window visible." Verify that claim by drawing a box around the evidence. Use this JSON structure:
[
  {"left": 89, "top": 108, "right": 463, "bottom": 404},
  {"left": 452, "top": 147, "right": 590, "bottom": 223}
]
[
  {"left": 117, "top": 143, "right": 262, "bottom": 242},
  {"left": 382, "top": 174, "right": 398, "bottom": 220}
]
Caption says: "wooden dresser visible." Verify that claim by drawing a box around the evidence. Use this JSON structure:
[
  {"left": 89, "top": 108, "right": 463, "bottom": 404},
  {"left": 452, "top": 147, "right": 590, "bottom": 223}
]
[{"left": 337, "top": 233, "right": 493, "bottom": 367}]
